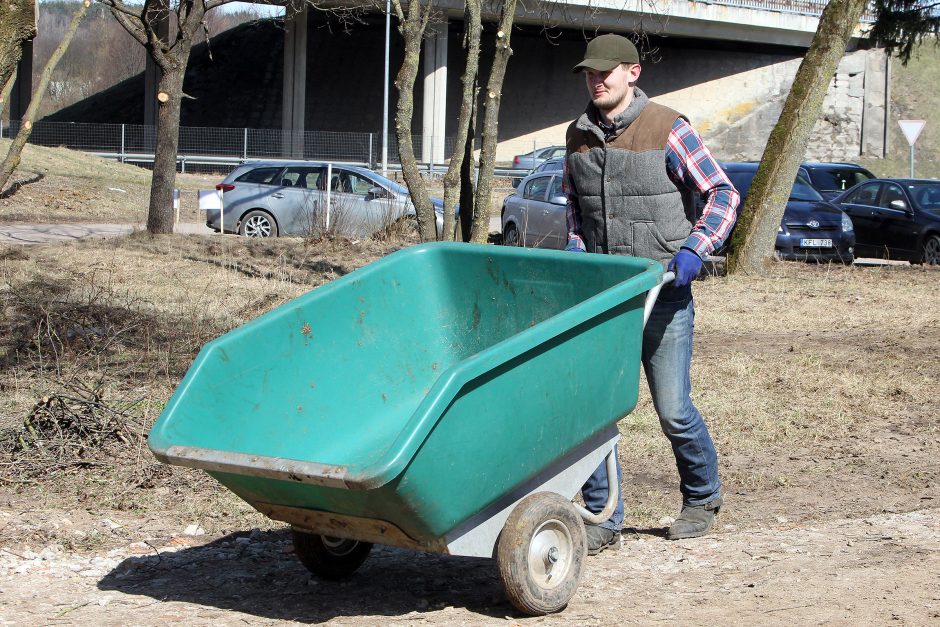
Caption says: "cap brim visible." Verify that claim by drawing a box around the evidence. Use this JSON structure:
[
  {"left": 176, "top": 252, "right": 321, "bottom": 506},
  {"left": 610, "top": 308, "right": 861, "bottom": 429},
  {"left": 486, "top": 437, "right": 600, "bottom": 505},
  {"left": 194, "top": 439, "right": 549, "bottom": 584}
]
[{"left": 572, "top": 58, "right": 620, "bottom": 74}]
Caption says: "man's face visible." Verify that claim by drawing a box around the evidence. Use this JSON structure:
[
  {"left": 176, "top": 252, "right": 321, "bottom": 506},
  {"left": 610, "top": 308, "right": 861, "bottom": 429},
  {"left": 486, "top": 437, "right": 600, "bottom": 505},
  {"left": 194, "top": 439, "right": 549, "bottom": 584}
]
[{"left": 584, "top": 63, "right": 641, "bottom": 112}]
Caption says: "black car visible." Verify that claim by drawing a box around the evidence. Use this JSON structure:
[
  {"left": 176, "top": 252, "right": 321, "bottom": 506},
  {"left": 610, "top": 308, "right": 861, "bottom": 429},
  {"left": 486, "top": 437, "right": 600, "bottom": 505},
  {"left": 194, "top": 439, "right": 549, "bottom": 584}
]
[
  {"left": 830, "top": 178, "right": 940, "bottom": 264},
  {"left": 800, "top": 162, "right": 876, "bottom": 200},
  {"left": 721, "top": 162, "right": 855, "bottom": 263}
]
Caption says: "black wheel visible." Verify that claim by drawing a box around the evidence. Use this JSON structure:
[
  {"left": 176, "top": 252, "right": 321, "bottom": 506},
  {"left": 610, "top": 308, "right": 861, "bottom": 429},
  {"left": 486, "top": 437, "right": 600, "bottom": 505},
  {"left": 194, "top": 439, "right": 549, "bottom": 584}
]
[
  {"left": 920, "top": 234, "right": 940, "bottom": 265},
  {"left": 503, "top": 222, "right": 521, "bottom": 247},
  {"left": 239, "top": 210, "right": 278, "bottom": 238},
  {"left": 291, "top": 527, "right": 373, "bottom": 580},
  {"left": 496, "top": 492, "right": 586, "bottom": 616}
]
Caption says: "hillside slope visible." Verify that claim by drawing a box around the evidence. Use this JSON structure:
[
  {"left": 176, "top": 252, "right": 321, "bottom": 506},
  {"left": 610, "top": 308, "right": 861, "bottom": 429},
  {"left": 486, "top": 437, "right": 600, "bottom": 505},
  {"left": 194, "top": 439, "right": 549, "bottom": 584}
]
[{"left": 858, "top": 43, "right": 940, "bottom": 178}]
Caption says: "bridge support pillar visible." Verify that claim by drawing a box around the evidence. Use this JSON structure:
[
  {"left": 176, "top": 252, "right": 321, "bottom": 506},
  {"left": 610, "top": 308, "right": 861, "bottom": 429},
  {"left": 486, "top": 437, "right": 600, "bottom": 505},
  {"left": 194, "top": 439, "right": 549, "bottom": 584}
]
[
  {"left": 282, "top": 5, "right": 308, "bottom": 159},
  {"left": 421, "top": 20, "right": 447, "bottom": 166},
  {"left": 862, "top": 48, "right": 888, "bottom": 158}
]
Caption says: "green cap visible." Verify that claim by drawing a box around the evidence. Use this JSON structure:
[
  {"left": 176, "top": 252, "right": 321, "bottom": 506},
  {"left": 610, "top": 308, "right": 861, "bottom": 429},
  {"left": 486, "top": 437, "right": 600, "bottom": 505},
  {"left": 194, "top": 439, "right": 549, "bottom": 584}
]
[{"left": 572, "top": 34, "right": 639, "bottom": 74}]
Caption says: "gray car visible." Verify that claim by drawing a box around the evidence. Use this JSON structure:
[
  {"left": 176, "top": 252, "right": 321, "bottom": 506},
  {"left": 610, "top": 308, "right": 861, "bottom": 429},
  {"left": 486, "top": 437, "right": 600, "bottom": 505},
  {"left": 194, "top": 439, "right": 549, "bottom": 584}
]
[
  {"left": 209, "top": 160, "right": 444, "bottom": 238},
  {"left": 511, "top": 145, "right": 567, "bottom": 171},
  {"left": 500, "top": 171, "right": 567, "bottom": 249}
]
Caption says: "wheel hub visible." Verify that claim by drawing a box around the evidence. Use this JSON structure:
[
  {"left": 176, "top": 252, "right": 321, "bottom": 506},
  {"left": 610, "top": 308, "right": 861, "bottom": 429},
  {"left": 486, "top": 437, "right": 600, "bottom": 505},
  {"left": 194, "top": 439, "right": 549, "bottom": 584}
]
[{"left": 527, "top": 518, "right": 573, "bottom": 589}]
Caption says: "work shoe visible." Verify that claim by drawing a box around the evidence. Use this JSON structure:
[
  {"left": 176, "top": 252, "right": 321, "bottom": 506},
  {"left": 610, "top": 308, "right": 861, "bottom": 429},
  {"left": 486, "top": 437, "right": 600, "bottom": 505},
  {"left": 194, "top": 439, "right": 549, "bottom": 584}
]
[
  {"left": 667, "top": 497, "right": 723, "bottom": 540},
  {"left": 584, "top": 524, "right": 621, "bottom": 555}
]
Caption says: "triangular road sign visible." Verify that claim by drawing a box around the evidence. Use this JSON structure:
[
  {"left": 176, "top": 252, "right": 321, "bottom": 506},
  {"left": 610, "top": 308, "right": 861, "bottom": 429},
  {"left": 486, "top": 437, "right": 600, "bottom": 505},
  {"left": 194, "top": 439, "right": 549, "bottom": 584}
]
[{"left": 898, "top": 120, "right": 926, "bottom": 146}]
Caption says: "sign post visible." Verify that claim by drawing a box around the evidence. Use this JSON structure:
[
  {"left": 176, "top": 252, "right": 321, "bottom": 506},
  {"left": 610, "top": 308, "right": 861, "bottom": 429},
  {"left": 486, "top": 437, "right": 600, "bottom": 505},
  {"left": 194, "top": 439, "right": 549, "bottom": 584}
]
[{"left": 898, "top": 120, "right": 926, "bottom": 178}]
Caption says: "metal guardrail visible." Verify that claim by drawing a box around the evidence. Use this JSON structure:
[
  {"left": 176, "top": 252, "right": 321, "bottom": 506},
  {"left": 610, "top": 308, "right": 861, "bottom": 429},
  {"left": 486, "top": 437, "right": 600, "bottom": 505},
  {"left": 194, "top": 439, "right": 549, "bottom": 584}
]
[{"left": 87, "top": 150, "right": 527, "bottom": 181}]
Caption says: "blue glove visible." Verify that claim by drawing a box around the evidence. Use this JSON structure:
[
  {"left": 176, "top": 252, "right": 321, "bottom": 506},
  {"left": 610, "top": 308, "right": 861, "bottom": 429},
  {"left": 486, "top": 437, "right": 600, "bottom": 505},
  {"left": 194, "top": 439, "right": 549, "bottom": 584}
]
[
  {"left": 565, "top": 240, "right": 586, "bottom": 253},
  {"left": 667, "top": 248, "right": 702, "bottom": 287}
]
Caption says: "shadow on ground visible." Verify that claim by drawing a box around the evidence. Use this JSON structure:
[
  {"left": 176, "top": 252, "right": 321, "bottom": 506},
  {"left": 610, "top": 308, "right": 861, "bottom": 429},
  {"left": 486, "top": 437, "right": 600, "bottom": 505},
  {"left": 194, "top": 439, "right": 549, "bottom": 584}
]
[{"left": 98, "top": 528, "right": 511, "bottom": 623}]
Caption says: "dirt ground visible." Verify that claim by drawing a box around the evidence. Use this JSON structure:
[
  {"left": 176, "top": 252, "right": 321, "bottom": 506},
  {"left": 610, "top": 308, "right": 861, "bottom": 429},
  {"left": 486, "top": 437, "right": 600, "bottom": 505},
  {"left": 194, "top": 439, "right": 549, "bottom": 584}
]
[
  {"left": 1, "top": 148, "right": 939, "bottom": 625},
  {"left": 1, "top": 507, "right": 937, "bottom": 625}
]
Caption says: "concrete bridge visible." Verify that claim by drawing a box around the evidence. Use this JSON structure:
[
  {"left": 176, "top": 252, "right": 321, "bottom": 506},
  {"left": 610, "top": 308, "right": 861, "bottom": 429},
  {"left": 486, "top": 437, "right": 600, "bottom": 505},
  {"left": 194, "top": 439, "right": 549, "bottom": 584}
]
[{"left": 16, "top": 0, "right": 887, "bottom": 163}]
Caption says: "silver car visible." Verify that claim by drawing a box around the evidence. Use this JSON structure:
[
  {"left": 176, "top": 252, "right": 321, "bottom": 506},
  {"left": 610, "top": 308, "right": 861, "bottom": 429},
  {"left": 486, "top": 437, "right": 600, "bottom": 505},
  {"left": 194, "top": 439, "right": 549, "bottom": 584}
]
[
  {"left": 209, "top": 161, "right": 444, "bottom": 238},
  {"left": 511, "top": 145, "right": 567, "bottom": 171},
  {"left": 500, "top": 171, "right": 567, "bottom": 249}
]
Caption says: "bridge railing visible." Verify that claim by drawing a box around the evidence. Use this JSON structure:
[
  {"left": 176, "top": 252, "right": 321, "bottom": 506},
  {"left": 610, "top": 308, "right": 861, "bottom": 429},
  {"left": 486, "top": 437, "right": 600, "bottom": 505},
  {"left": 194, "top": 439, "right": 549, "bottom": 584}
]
[{"left": 689, "top": 0, "right": 877, "bottom": 22}]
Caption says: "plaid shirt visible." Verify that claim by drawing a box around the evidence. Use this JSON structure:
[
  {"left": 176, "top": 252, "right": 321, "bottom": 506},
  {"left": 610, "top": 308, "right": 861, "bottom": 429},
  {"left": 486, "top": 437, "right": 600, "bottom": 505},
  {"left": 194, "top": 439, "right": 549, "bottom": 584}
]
[{"left": 565, "top": 117, "right": 739, "bottom": 257}]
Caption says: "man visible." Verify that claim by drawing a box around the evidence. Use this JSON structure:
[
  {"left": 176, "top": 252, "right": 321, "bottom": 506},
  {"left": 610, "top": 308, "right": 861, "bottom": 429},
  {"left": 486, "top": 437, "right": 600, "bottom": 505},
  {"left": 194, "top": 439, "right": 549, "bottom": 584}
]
[{"left": 565, "top": 34, "right": 740, "bottom": 553}]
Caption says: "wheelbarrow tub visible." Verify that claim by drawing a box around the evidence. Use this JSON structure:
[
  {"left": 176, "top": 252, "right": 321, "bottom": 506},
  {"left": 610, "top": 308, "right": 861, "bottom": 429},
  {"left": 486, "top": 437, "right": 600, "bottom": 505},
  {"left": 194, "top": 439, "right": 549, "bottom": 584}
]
[{"left": 149, "top": 242, "right": 661, "bottom": 547}]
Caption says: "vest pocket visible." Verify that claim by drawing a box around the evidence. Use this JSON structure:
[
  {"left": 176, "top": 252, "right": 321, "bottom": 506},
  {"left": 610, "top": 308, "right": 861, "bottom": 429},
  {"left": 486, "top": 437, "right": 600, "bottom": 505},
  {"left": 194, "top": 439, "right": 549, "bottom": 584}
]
[{"left": 632, "top": 221, "right": 681, "bottom": 260}]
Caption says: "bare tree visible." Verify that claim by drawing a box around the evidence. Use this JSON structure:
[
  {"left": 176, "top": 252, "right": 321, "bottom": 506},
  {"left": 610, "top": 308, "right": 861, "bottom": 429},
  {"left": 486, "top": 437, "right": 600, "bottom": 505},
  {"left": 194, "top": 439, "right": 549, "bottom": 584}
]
[
  {"left": 441, "top": 0, "right": 481, "bottom": 242},
  {"left": 0, "top": 1, "right": 90, "bottom": 192},
  {"left": 99, "top": 0, "right": 212, "bottom": 234},
  {"left": 389, "top": 0, "right": 438, "bottom": 242},
  {"left": 727, "top": 0, "right": 868, "bottom": 274},
  {"left": 0, "top": 0, "right": 36, "bottom": 96},
  {"left": 99, "top": 0, "right": 342, "bottom": 235},
  {"left": 469, "top": 0, "right": 516, "bottom": 243},
  {"left": 389, "top": 0, "right": 518, "bottom": 244}
]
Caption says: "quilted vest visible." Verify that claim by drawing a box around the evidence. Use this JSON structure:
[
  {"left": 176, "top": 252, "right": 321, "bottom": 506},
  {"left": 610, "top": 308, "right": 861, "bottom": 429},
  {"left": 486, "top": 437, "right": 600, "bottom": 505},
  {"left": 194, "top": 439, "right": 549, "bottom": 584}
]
[{"left": 565, "top": 89, "right": 696, "bottom": 263}]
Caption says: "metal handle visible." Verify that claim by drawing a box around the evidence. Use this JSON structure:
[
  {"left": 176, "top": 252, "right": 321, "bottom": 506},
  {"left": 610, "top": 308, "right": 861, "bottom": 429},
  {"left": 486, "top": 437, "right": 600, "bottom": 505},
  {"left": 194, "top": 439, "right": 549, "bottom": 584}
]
[
  {"left": 271, "top": 193, "right": 284, "bottom": 198},
  {"left": 643, "top": 271, "right": 675, "bottom": 329},
  {"left": 574, "top": 449, "right": 620, "bottom": 525}
]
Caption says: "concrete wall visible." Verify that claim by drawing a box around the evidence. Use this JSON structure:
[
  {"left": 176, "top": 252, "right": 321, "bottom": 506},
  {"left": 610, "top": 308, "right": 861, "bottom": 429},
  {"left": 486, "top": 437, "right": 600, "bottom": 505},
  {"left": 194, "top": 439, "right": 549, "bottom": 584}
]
[
  {"left": 702, "top": 49, "right": 888, "bottom": 162},
  {"left": 492, "top": 29, "right": 887, "bottom": 162}
]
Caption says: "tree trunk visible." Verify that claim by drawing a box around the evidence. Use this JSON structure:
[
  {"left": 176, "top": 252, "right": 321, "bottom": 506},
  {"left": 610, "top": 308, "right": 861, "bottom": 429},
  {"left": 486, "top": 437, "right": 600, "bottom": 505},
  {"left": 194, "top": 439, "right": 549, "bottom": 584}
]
[
  {"left": 458, "top": 100, "right": 478, "bottom": 242},
  {"left": 727, "top": 0, "right": 868, "bottom": 275},
  {"left": 146, "top": 65, "right": 186, "bottom": 233},
  {"left": 0, "top": 0, "right": 36, "bottom": 93},
  {"left": 441, "top": 0, "right": 481, "bottom": 242},
  {"left": 0, "top": 70, "right": 16, "bottom": 120},
  {"left": 470, "top": 0, "right": 516, "bottom": 243},
  {"left": 392, "top": 1, "right": 437, "bottom": 243},
  {"left": 0, "top": 0, "right": 89, "bottom": 192}
]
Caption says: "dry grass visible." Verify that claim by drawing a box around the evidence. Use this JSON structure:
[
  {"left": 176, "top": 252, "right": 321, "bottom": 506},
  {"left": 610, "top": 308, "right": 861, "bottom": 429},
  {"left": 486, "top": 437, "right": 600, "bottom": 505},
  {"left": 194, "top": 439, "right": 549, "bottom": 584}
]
[
  {"left": 615, "top": 261, "right": 940, "bottom": 525},
  {"left": 0, "top": 234, "right": 408, "bottom": 538},
  {"left": 0, "top": 139, "right": 220, "bottom": 224},
  {"left": 0, "top": 233, "right": 937, "bottom": 540}
]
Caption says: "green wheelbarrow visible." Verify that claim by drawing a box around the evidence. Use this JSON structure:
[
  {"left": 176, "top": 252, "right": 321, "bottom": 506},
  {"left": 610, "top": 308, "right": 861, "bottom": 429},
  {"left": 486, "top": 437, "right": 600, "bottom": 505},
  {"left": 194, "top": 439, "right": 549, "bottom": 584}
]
[{"left": 149, "top": 242, "right": 670, "bottom": 615}]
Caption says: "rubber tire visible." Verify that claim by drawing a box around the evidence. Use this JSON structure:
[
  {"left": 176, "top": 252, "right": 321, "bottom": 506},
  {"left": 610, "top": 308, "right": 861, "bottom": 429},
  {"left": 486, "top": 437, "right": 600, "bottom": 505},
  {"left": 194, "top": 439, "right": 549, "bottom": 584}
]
[
  {"left": 239, "top": 210, "right": 278, "bottom": 238},
  {"left": 291, "top": 528, "right": 373, "bottom": 580},
  {"left": 503, "top": 222, "right": 521, "bottom": 247},
  {"left": 496, "top": 492, "right": 587, "bottom": 616},
  {"left": 920, "top": 234, "right": 940, "bottom": 265}
]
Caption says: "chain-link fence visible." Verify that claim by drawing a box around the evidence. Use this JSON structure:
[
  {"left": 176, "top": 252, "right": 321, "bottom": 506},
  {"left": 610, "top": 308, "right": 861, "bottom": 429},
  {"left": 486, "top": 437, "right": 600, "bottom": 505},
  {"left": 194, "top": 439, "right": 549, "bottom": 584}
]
[{"left": 0, "top": 119, "right": 556, "bottom": 176}]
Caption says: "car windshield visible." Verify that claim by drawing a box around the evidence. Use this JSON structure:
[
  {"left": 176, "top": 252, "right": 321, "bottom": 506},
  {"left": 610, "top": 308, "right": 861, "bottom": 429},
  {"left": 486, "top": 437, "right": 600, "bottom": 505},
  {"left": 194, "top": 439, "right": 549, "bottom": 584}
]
[
  {"left": 909, "top": 183, "right": 940, "bottom": 209},
  {"left": 790, "top": 171, "right": 823, "bottom": 202}
]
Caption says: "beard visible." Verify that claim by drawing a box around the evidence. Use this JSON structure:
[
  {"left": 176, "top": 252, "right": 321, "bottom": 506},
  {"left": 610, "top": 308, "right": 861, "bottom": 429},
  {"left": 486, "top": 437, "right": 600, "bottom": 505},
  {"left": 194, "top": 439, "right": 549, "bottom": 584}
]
[{"left": 590, "top": 82, "right": 630, "bottom": 113}]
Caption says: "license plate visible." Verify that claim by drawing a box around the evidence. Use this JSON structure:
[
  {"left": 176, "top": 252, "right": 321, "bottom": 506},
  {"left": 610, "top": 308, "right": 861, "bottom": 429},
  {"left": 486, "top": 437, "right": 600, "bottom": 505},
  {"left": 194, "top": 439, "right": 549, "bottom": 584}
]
[{"left": 800, "top": 238, "right": 832, "bottom": 248}]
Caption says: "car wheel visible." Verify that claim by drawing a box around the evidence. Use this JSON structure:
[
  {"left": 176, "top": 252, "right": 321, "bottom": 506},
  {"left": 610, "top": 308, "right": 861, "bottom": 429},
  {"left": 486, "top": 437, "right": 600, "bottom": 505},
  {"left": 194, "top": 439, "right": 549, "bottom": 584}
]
[
  {"left": 503, "top": 223, "right": 521, "bottom": 246},
  {"left": 239, "top": 210, "right": 278, "bottom": 238},
  {"left": 920, "top": 234, "right": 940, "bottom": 265}
]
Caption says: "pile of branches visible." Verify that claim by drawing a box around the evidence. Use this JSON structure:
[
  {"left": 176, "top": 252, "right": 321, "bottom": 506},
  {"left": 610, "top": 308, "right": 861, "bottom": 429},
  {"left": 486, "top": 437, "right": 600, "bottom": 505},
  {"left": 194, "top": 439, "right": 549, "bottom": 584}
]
[{"left": 0, "top": 379, "right": 148, "bottom": 479}]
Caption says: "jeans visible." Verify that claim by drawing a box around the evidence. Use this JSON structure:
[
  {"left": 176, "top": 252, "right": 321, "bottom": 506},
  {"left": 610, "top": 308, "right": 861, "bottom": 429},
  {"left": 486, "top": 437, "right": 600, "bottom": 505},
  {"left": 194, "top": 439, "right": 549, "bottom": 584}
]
[{"left": 582, "top": 283, "right": 721, "bottom": 530}]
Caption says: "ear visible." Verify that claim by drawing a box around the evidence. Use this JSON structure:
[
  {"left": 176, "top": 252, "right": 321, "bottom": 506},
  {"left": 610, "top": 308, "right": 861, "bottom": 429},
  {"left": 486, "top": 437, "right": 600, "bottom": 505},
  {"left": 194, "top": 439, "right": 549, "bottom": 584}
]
[{"left": 627, "top": 63, "right": 641, "bottom": 83}]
